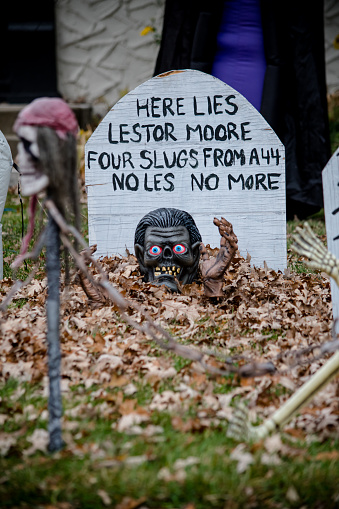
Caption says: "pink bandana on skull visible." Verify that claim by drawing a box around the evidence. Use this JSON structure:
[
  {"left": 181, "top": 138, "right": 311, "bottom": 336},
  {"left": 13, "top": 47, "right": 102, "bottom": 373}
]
[{"left": 14, "top": 97, "right": 79, "bottom": 139}]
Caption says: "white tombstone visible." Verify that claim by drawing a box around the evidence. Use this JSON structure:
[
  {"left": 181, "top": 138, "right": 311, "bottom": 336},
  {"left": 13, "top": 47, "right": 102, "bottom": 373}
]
[
  {"left": 322, "top": 147, "right": 339, "bottom": 320},
  {"left": 85, "top": 70, "right": 286, "bottom": 270},
  {"left": 0, "top": 131, "right": 13, "bottom": 280}
]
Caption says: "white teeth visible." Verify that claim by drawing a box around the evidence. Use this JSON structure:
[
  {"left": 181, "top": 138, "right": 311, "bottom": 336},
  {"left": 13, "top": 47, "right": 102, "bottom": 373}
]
[
  {"left": 177, "top": 267, "right": 180, "bottom": 273},
  {"left": 172, "top": 266, "right": 176, "bottom": 271},
  {"left": 156, "top": 266, "right": 160, "bottom": 271},
  {"left": 162, "top": 267, "right": 166, "bottom": 272},
  {"left": 169, "top": 270, "right": 172, "bottom": 275}
]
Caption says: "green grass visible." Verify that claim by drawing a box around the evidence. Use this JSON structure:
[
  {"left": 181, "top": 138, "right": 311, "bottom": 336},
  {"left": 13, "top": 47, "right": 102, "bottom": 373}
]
[
  {"left": 1, "top": 378, "right": 339, "bottom": 508},
  {"left": 1, "top": 191, "right": 88, "bottom": 283},
  {"left": 1, "top": 192, "right": 37, "bottom": 280}
]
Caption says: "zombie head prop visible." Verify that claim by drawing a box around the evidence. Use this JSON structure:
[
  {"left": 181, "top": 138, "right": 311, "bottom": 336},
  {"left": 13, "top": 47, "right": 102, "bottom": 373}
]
[{"left": 134, "top": 208, "right": 202, "bottom": 292}]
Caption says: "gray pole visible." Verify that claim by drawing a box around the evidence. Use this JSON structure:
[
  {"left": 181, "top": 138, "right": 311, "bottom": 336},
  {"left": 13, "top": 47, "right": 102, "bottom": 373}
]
[{"left": 46, "top": 213, "right": 64, "bottom": 452}]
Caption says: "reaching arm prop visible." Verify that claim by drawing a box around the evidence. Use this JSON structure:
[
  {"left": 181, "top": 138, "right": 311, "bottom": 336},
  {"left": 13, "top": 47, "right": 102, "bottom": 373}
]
[{"left": 200, "top": 217, "right": 238, "bottom": 297}]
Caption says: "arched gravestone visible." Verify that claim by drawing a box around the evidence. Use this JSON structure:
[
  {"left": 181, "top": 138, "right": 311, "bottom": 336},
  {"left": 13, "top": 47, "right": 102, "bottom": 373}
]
[
  {"left": 85, "top": 70, "right": 286, "bottom": 270},
  {"left": 322, "top": 148, "right": 339, "bottom": 320}
]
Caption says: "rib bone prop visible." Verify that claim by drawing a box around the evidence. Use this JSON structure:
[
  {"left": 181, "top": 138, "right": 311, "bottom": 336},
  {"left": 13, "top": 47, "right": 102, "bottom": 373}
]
[{"left": 228, "top": 222, "right": 339, "bottom": 441}]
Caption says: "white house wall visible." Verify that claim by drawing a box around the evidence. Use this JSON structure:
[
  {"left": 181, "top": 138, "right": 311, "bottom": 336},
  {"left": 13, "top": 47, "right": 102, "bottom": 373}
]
[{"left": 55, "top": 0, "right": 165, "bottom": 115}]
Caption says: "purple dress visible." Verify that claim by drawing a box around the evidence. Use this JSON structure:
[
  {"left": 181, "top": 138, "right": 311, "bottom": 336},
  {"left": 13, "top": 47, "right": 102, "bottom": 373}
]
[{"left": 211, "top": 0, "right": 266, "bottom": 111}]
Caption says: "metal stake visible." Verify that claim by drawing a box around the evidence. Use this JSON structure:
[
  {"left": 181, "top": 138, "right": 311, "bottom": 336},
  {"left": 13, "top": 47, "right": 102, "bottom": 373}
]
[{"left": 46, "top": 213, "right": 64, "bottom": 452}]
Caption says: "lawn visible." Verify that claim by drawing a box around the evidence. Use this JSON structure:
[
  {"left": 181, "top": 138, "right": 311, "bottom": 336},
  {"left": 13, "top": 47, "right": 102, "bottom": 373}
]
[{"left": 0, "top": 113, "right": 339, "bottom": 508}]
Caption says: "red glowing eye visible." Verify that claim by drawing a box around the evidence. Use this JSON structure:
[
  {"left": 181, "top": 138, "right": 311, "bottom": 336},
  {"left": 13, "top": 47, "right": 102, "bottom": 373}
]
[
  {"left": 149, "top": 245, "right": 162, "bottom": 255},
  {"left": 173, "top": 244, "right": 186, "bottom": 254}
]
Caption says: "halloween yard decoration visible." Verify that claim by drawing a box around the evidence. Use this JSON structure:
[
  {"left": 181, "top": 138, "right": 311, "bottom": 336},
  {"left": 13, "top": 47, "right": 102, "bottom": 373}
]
[
  {"left": 134, "top": 207, "right": 238, "bottom": 296},
  {"left": 3, "top": 99, "right": 337, "bottom": 450},
  {"left": 134, "top": 208, "right": 202, "bottom": 292},
  {"left": 85, "top": 69, "right": 286, "bottom": 271},
  {"left": 227, "top": 223, "right": 339, "bottom": 442},
  {"left": 13, "top": 97, "right": 79, "bottom": 452},
  {"left": 0, "top": 131, "right": 13, "bottom": 280},
  {"left": 4, "top": 98, "right": 253, "bottom": 453}
]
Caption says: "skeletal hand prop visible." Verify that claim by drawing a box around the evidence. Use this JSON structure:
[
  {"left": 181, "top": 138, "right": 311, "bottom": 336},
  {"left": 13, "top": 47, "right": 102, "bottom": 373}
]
[
  {"left": 291, "top": 221, "right": 339, "bottom": 285},
  {"left": 200, "top": 217, "right": 238, "bottom": 297},
  {"left": 227, "top": 222, "right": 339, "bottom": 442},
  {"left": 227, "top": 349, "right": 339, "bottom": 442}
]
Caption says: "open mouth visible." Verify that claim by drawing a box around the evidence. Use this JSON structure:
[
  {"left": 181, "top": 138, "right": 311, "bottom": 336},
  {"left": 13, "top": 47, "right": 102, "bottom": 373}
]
[{"left": 154, "top": 265, "right": 181, "bottom": 278}]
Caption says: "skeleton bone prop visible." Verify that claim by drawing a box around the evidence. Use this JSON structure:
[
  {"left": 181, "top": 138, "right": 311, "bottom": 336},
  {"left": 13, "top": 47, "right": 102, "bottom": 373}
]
[
  {"left": 227, "top": 222, "right": 339, "bottom": 441},
  {"left": 13, "top": 98, "right": 79, "bottom": 452}
]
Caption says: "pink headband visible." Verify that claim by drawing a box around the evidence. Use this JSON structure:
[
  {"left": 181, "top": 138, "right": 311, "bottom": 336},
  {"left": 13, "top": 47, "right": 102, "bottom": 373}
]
[{"left": 14, "top": 97, "right": 79, "bottom": 139}]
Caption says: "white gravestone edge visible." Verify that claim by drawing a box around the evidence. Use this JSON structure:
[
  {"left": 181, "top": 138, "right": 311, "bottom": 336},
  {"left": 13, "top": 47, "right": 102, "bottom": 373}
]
[{"left": 322, "top": 147, "right": 339, "bottom": 320}]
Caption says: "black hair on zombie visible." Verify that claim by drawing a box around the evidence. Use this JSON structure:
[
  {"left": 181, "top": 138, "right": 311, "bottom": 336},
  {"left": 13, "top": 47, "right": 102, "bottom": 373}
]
[{"left": 134, "top": 208, "right": 202, "bottom": 247}]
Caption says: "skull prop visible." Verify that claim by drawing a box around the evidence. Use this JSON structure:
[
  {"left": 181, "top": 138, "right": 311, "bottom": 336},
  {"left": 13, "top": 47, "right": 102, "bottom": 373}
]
[
  {"left": 13, "top": 97, "right": 80, "bottom": 258},
  {"left": 13, "top": 97, "right": 79, "bottom": 200},
  {"left": 134, "top": 208, "right": 202, "bottom": 292},
  {"left": 16, "top": 125, "right": 49, "bottom": 196}
]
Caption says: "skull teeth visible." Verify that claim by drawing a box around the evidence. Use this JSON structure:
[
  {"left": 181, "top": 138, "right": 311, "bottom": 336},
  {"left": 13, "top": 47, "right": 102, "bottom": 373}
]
[{"left": 154, "top": 266, "right": 181, "bottom": 277}]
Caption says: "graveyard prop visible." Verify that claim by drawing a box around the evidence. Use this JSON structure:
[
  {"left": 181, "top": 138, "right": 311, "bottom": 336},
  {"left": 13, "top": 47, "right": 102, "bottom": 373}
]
[
  {"left": 85, "top": 69, "right": 286, "bottom": 271},
  {"left": 200, "top": 217, "right": 238, "bottom": 297},
  {"left": 4, "top": 181, "right": 338, "bottom": 449},
  {"left": 227, "top": 223, "right": 339, "bottom": 442},
  {"left": 134, "top": 208, "right": 238, "bottom": 295},
  {"left": 322, "top": 148, "right": 339, "bottom": 320},
  {"left": 0, "top": 131, "right": 13, "bottom": 280},
  {"left": 79, "top": 209, "right": 237, "bottom": 297},
  {"left": 5, "top": 98, "right": 274, "bottom": 455},
  {"left": 13, "top": 97, "right": 79, "bottom": 452},
  {"left": 134, "top": 207, "right": 202, "bottom": 292},
  {"left": 4, "top": 196, "right": 279, "bottom": 378}
]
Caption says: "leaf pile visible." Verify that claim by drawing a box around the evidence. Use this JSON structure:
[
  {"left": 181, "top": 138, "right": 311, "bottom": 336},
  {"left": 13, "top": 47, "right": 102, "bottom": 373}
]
[{"left": 1, "top": 250, "right": 338, "bottom": 448}]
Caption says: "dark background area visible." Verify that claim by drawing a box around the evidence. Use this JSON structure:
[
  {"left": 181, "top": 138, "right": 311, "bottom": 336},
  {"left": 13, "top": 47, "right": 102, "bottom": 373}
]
[{"left": 0, "top": 1, "right": 58, "bottom": 103}]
